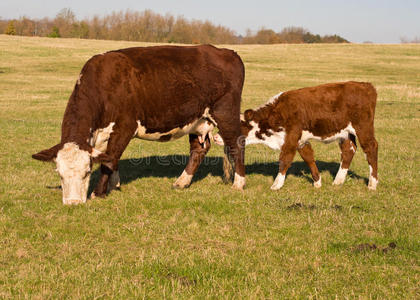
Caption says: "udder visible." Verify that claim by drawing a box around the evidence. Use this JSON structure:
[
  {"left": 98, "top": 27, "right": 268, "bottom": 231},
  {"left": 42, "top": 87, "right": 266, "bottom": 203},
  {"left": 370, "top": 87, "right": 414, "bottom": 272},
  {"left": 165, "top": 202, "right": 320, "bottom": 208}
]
[{"left": 191, "top": 118, "right": 214, "bottom": 144}]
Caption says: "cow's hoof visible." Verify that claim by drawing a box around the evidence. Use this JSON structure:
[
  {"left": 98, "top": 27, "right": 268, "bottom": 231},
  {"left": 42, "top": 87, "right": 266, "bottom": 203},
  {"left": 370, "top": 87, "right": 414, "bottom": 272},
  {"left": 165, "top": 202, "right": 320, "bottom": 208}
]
[
  {"left": 63, "top": 199, "right": 84, "bottom": 205},
  {"left": 172, "top": 183, "right": 190, "bottom": 189},
  {"left": 91, "top": 191, "right": 106, "bottom": 199},
  {"left": 313, "top": 178, "right": 322, "bottom": 188},
  {"left": 173, "top": 171, "right": 193, "bottom": 189},
  {"left": 332, "top": 179, "right": 345, "bottom": 185},
  {"left": 270, "top": 184, "right": 282, "bottom": 191},
  {"left": 271, "top": 173, "right": 285, "bottom": 190}
]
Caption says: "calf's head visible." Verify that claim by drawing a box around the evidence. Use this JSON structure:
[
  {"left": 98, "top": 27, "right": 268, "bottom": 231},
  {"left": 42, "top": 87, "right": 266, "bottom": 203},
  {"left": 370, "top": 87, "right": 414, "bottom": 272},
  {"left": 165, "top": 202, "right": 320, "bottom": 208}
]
[
  {"left": 32, "top": 142, "right": 112, "bottom": 205},
  {"left": 213, "top": 110, "right": 256, "bottom": 146}
]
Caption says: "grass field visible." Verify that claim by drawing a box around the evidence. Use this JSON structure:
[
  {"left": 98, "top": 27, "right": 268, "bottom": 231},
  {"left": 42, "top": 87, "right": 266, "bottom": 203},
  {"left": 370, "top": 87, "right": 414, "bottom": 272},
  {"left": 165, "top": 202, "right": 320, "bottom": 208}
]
[{"left": 0, "top": 35, "right": 419, "bottom": 299}]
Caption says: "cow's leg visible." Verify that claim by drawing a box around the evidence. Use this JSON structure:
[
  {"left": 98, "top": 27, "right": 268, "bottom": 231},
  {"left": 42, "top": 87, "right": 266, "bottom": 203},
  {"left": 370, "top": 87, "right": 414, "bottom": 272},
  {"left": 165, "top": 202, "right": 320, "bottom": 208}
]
[
  {"left": 271, "top": 131, "right": 299, "bottom": 190},
  {"left": 211, "top": 93, "right": 245, "bottom": 190},
  {"left": 354, "top": 125, "right": 378, "bottom": 190},
  {"left": 222, "top": 146, "right": 235, "bottom": 184},
  {"left": 298, "top": 142, "right": 321, "bottom": 188},
  {"left": 107, "top": 169, "right": 121, "bottom": 193},
  {"left": 173, "top": 134, "right": 211, "bottom": 189},
  {"left": 333, "top": 135, "right": 357, "bottom": 186},
  {"left": 92, "top": 121, "right": 137, "bottom": 198}
]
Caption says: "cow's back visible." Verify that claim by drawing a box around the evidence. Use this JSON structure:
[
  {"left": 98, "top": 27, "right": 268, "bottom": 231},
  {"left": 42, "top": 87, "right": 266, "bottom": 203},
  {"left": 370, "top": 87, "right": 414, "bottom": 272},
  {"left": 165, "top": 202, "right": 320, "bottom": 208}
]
[{"left": 76, "top": 45, "right": 244, "bottom": 133}]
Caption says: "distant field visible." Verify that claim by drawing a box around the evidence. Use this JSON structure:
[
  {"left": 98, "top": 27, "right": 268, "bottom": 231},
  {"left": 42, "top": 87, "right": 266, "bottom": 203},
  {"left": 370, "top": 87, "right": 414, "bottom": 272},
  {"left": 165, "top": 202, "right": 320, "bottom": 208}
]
[{"left": 0, "top": 35, "right": 419, "bottom": 298}]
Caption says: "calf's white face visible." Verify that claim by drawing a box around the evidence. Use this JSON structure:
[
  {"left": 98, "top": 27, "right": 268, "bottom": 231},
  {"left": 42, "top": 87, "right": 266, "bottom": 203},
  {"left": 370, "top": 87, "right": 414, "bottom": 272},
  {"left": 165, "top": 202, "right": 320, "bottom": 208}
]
[{"left": 56, "top": 143, "right": 92, "bottom": 205}]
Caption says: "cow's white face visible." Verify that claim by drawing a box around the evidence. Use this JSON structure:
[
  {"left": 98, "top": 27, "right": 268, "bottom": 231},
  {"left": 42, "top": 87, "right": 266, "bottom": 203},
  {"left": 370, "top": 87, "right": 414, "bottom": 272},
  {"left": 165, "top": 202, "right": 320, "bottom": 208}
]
[{"left": 56, "top": 143, "right": 92, "bottom": 205}]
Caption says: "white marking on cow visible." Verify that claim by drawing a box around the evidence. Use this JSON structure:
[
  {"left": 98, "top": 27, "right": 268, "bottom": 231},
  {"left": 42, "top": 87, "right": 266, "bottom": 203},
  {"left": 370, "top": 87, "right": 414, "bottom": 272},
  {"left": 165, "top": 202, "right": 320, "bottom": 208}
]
[
  {"left": 299, "top": 123, "right": 356, "bottom": 147},
  {"left": 56, "top": 142, "right": 91, "bottom": 205},
  {"left": 89, "top": 122, "right": 115, "bottom": 152},
  {"left": 368, "top": 165, "right": 378, "bottom": 190},
  {"left": 136, "top": 117, "right": 214, "bottom": 143},
  {"left": 314, "top": 176, "right": 322, "bottom": 188},
  {"left": 173, "top": 170, "right": 193, "bottom": 188},
  {"left": 271, "top": 173, "right": 286, "bottom": 190},
  {"left": 333, "top": 163, "right": 348, "bottom": 185},
  {"left": 232, "top": 172, "right": 245, "bottom": 190},
  {"left": 203, "top": 107, "right": 218, "bottom": 126},
  {"left": 350, "top": 144, "right": 356, "bottom": 153}
]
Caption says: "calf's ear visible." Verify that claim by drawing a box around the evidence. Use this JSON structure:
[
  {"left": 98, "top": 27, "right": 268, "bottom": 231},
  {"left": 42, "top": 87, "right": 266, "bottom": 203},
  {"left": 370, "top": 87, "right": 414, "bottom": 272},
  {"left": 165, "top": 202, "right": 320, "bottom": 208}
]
[
  {"left": 244, "top": 109, "right": 254, "bottom": 122},
  {"left": 32, "top": 144, "right": 62, "bottom": 162}
]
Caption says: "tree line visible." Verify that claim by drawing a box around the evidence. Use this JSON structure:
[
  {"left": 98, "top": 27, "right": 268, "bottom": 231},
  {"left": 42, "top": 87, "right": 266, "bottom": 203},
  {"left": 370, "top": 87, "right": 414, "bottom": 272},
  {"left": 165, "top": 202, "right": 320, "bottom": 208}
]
[{"left": 1, "top": 8, "right": 350, "bottom": 44}]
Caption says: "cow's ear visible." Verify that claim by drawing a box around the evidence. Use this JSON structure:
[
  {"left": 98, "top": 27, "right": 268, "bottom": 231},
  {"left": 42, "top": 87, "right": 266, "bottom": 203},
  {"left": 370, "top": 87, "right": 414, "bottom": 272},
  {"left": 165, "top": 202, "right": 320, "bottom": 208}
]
[
  {"left": 91, "top": 148, "right": 113, "bottom": 164},
  {"left": 32, "top": 144, "right": 62, "bottom": 162},
  {"left": 244, "top": 109, "right": 254, "bottom": 122}
]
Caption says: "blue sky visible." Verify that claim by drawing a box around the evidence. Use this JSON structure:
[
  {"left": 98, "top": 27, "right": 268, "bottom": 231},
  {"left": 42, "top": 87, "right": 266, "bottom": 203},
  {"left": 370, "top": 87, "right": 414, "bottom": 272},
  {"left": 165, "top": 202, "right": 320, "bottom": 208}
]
[{"left": 1, "top": 0, "right": 419, "bottom": 43}]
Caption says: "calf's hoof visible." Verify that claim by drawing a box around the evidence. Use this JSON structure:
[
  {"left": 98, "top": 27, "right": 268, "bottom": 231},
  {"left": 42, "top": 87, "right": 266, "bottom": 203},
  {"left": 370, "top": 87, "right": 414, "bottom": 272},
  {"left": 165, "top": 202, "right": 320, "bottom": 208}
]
[
  {"left": 368, "top": 178, "right": 378, "bottom": 191},
  {"left": 270, "top": 173, "right": 285, "bottom": 190}
]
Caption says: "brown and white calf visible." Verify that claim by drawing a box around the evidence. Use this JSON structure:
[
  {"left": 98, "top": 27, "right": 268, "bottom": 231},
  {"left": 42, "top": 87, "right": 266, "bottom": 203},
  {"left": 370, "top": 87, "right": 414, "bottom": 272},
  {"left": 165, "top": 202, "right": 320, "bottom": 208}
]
[
  {"left": 32, "top": 45, "right": 246, "bottom": 205},
  {"left": 214, "top": 81, "right": 378, "bottom": 190}
]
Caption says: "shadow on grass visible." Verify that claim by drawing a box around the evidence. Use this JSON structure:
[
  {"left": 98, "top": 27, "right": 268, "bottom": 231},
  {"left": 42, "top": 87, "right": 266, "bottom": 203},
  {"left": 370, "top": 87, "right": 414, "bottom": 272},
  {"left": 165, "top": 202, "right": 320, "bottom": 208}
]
[{"left": 88, "top": 155, "right": 368, "bottom": 193}]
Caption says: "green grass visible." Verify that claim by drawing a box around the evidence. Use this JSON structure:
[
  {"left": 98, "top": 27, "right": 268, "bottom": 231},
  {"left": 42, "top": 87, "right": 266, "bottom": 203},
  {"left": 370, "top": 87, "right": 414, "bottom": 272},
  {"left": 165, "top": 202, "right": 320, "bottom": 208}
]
[{"left": 0, "top": 35, "right": 419, "bottom": 299}]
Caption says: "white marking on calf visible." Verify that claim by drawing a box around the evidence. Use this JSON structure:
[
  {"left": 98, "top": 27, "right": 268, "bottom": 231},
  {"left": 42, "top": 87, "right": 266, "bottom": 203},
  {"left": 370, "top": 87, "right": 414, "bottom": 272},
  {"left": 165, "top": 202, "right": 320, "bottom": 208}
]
[
  {"left": 245, "top": 122, "right": 286, "bottom": 151},
  {"left": 56, "top": 142, "right": 91, "bottom": 205},
  {"left": 232, "top": 172, "right": 246, "bottom": 190},
  {"left": 368, "top": 165, "right": 378, "bottom": 190},
  {"left": 299, "top": 123, "right": 356, "bottom": 147},
  {"left": 271, "top": 173, "right": 286, "bottom": 190},
  {"left": 257, "top": 92, "right": 283, "bottom": 109},
  {"left": 333, "top": 163, "right": 348, "bottom": 185}
]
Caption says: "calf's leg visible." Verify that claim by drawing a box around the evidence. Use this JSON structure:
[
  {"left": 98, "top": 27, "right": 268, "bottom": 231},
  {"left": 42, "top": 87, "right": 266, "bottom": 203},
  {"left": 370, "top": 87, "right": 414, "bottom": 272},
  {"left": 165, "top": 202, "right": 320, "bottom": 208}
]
[
  {"left": 354, "top": 125, "right": 378, "bottom": 190},
  {"left": 173, "top": 134, "right": 211, "bottom": 189},
  {"left": 333, "top": 135, "right": 357, "bottom": 185},
  {"left": 298, "top": 143, "right": 321, "bottom": 188},
  {"left": 271, "top": 131, "right": 299, "bottom": 190}
]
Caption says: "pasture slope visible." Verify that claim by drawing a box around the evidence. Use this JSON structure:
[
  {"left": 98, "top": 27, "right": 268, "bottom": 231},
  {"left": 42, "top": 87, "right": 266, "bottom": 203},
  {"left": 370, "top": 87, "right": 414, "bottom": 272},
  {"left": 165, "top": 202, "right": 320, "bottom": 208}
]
[{"left": 0, "top": 35, "right": 419, "bottom": 299}]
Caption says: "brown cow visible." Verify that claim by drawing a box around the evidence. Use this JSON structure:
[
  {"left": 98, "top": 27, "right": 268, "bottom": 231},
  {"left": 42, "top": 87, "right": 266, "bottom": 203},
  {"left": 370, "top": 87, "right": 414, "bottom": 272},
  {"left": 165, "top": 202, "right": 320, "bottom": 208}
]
[
  {"left": 32, "top": 45, "right": 246, "bottom": 204},
  {"left": 214, "top": 81, "right": 378, "bottom": 190}
]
